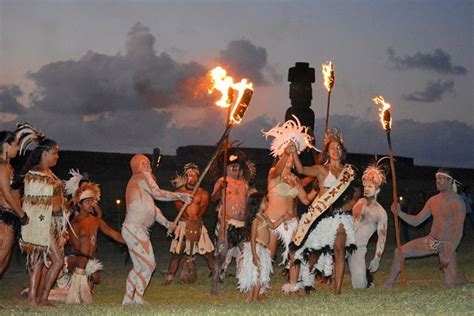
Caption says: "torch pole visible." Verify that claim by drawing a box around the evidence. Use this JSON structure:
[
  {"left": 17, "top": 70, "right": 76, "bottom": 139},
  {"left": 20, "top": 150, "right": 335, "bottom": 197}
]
[
  {"left": 385, "top": 129, "right": 408, "bottom": 287},
  {"left": 170, "top": 124, "right": 233, "bottom": 228},
  {"left": 324, "top": 89, "right": 332, "bottom": 132},
  {"left": 210, "top": 106, "right": 232, "bottom": 295}
]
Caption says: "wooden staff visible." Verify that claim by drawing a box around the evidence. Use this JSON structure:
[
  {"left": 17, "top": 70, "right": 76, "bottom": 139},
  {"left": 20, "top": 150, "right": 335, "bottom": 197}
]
[
  {"left": 169, "top": 125, "right": 233, "bottom": 229},
  {"left": 374, "top": 96, "right": 408, "bottom": 287},
  {"left": 385, "top": 124, "right": 408, "bottom": 287}
]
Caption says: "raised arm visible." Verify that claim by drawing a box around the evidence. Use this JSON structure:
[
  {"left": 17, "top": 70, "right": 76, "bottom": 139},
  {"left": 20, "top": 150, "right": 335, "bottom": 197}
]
[
  {"left": 291, "top": 150, "right": 319, "bottom": 177},
  {"left": 369, "top": 207, "right": 388, "bottom": 272},
  {"left": 392, "top": 199, "right": 432, "bottom": 227},
  {"left": 99, "top": 219, "right": 125, "bottom": 244},
  {"left": 269, "top": 146, "right": 292, "bottom": 179}
]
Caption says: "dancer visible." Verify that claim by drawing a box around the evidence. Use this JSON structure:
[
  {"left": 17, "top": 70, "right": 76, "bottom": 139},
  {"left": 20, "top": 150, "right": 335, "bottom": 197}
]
[
  {"left": 211, "top": 148, "right": 256, "bottom": 279},
  {"left": 65, "top": 169, "right": 103, "bottom": 219},
  {"left": 237, "top": 193, "right": 289, "bottom": 302},
  {"left": 290, "top": 128, "right": 361, "bottom": 295},
  {"left": 121, "top": 154, "right": 192, "bottom": 305},
  {"left": 262, "top": 117, "right": 318, "bottom": 294},
  {"left": 348, "top": 162, "right": 388, "bottom": 288},
  {"left": 18, "top": 124, "right": 69, "bottom": 307},
  {"left": 166, "top": 163, "right": 214, "bottom": 284},
  {"left": 65, "top": 182, "right": 125, "bottom": 304},
  {"left": 382, "top": 168, "right": 470, "bottom": 288},
  {"left": 0, "top": 130, "right": 29, "bottom": 278}
]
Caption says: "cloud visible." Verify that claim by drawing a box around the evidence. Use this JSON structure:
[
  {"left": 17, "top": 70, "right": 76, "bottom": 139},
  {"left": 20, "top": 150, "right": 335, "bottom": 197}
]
[
  {"left": 387, "top": 48, "right": 468, "bottom": 75},
  {"left": 218, "top": 39, "right": 281, "bottom": 85},
  {"left": 402, "top": 80, "right": 454, "bottom": 103},
  {"left": 311, "top": 115, "right": 474, "bottom": 168},
  {"left": 0, "top": 84, "right": 27, "bottom": 114}
]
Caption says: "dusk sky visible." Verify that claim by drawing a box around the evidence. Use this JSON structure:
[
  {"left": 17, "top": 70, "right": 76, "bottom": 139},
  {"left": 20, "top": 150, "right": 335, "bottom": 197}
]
[{"left": 1, "top": 0, "right": 472, "bottom": 168}]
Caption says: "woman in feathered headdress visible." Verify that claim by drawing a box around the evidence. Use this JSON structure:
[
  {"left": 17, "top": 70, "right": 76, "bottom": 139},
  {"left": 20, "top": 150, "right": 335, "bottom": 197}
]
[
  {"left": 289, "top": 127, "right": 361, "bottom": 295},
  {"left": 0, "top": 130, "right": 29, "bottom": 279},
  {"left": 16, "top": 123, "right": 70, "bottom": 307},
  {"left": 261, "top": 116, "right": 318, "bottom": 295}
]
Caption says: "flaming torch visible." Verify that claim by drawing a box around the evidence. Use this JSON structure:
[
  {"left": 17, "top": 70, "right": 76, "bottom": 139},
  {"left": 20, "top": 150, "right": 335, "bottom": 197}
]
[
  {"left": 169, "top": 66, "right": 251, "bottom": 295},
  {"left": 322, "top": 61, "right": 335, "bottom": 132},
  {"left": 372, "top": 95, "right": 408, "bottom": 287}
]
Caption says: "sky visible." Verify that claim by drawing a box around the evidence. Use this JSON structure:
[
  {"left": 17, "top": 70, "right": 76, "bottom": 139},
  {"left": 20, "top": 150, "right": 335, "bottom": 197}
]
[{"left": 0, "top": 0, "right": 472, "bottom": 168}]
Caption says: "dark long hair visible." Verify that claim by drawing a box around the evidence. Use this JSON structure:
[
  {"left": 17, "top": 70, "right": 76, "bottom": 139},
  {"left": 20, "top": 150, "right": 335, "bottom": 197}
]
[
  {"left": 319, "top": 140, "right": 347, "bottom": 165},
  {"left": 242, "top": 192, "right": 266, "bottom": 241},
  {"left": 21, "top": 139, "right": 58, "bottom": 176},
  {"left": 0, "top": 131, "right": 16, "bottom": 156}
]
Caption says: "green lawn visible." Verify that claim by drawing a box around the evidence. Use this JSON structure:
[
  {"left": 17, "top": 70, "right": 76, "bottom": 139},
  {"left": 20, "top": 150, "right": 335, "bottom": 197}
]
[{"left": 1, "top": 227, "right": 473, "bottom": 315}]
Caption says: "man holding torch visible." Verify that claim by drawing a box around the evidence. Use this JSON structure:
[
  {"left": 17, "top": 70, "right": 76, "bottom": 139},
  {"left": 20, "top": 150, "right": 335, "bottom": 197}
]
[
  {"left": 382, "top": 168, "right": 470, "bottom": 288},
  {"left": 166, "top": 163, "right": 215, "bottom": 284}
]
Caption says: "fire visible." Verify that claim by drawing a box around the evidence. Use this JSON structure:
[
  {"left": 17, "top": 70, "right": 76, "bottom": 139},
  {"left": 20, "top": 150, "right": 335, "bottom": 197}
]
[
  {"left": 208, "top": 66, "right": 254, "bottom": 124},
  {"left": 372, "top": 96, "right": 392, "bottom": 130},
  {"left": 322, "top": 61, "right": 335, "bottom": 92}
]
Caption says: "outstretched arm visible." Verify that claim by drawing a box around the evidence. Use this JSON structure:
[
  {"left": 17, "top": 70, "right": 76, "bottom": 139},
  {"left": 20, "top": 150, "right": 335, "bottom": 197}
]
[
  {"left": 290, "top": 146, "right": 319, "bottom": 177},
  {"left": 142, "top": 173, "right": 191, "bottom": 203},
  {"left": 99, "top": 219, "right": 125, "bottom": 244},
  {"left": 369, "top": 209, "right": 388, "bottom": 272},
  {"left": 392, "top": 199, "right": 432, "bottom": 227}
]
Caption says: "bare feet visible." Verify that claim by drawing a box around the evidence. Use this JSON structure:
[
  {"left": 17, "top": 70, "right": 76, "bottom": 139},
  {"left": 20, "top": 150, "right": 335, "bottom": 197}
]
[{"left": 257, "top": 293, "right": 268, "bottom": 301}]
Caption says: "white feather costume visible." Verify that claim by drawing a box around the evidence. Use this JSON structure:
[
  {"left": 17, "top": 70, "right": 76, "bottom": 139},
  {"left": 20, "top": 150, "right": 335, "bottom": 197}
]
[{"left": 237, "top": 242, "right": 273, "bottom": 293}]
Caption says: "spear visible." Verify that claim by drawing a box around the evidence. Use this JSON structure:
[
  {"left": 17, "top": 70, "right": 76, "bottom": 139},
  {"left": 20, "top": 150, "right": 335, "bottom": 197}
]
[
  {"left": 322, "top": 61, "right": 335, "bottom": 132},
  {"left": 373, "top": 96, "right": 408, "bottom": 287}
]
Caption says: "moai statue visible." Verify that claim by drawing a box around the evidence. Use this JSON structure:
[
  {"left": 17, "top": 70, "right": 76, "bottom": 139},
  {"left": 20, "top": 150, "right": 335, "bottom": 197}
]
[{"left": 285, "top": 62, "right": 316, "bottom": 165}]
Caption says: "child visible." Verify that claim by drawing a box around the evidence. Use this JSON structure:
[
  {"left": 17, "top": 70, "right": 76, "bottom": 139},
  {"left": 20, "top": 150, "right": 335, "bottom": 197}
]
[{"left": 237, "top": 192, "right": 289, "bottom": 303}]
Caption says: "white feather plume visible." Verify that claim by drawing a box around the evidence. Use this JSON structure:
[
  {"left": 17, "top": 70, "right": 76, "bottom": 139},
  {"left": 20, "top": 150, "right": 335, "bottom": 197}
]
[
  {"left": 64, "top": 169, "right": 84, "bottom": 196},
  {"left": 262, "top": 115, "right": 318, "bottom": 157}
]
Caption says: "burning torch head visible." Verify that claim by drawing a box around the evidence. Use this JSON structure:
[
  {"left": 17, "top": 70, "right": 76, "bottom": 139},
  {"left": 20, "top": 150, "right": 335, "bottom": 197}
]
[{"left": 231, "top": 88, "right": 253, "bottom": 124}]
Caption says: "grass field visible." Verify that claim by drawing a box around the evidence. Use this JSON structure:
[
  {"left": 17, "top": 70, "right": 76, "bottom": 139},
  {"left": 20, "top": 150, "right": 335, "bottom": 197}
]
[{"left": 1, "top": 225, "right": 473, "bottom": 315}]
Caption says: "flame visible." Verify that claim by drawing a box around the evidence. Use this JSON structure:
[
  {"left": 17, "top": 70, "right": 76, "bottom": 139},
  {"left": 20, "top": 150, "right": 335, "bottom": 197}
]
[
  {"left": 208, "top": 66, "right": 254, "bottom": 124},
  {"left": 322, "top": 61, "right": 335, "bottom": 92},
  {"left": 372, "top": 96, "right": 392, "bottom": 130}
]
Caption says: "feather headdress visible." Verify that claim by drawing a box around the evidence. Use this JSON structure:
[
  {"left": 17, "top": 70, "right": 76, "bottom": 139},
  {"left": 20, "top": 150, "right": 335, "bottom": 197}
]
[
  {"left": 171, "top": 163, "right": 200, "bottom": 188},
  {"left": 64, "top": 169, "right": 88, "bottom": 196},
  {"left": 14, "top": 122, "right": 45, "bottom": 155},
  {"left": 323, "top": 127, "right": 344, "bottom": 147},
  {"left": 73, "top": 182, "right": 101, "bottom": 205},
  {"left": 262, "top": 115, "right": 317, "bottom": 157},
  {"left": 362, "top": 157, "right": 388, "bottom": 188},
  {"left": 211, "top": 143, "right": 256, "bottom": 183}
]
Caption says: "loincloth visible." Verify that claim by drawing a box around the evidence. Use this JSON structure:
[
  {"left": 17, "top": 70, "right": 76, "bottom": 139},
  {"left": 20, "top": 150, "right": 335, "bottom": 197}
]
[{"left": 170, "top": 221, "right": 214, "bottom": 255}]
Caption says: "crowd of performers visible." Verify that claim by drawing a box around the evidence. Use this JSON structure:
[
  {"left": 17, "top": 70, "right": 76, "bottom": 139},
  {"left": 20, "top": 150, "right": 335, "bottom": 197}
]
[{"left": 0, "top": 120, "right": 470, "bottom": 307}]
